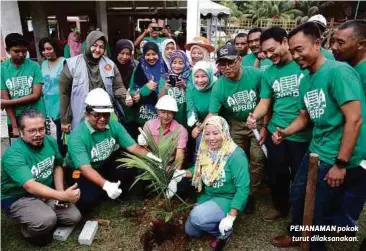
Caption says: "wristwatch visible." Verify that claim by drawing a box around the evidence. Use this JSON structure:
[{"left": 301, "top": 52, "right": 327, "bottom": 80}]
[{"left": 335, "top": 158, "right": 349, "bottom": 169}]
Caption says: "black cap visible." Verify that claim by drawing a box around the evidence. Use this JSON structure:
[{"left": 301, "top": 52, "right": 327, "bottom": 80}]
[
  {"left": 216, "top": 44, "right": 238, "bottom": 63},
  {"left": 5, "top": 33, "right": 28, "bottom": 49}
]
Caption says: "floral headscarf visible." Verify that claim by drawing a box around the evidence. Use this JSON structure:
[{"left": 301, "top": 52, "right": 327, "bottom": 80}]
[
  {"left": 191, "top": 60, "right": 217, "bottom": 91},
  {"left": 192, "top": 116, "right": 237, "bottom": 192},
  {"left": 161, "top": 39, "right": 176, "bottom": 70},
  {"left": 169, "top": 50, "right": 191, "bottom": 82}
]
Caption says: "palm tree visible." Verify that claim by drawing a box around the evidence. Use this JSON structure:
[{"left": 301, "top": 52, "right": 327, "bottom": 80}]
[{"left": 237, "top": 1, "right": 335, "bottom": 25}]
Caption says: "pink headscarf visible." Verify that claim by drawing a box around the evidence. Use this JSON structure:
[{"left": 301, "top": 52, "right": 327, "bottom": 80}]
[{"left": 68, "top": 32, "right": 82, "bottom": 57}]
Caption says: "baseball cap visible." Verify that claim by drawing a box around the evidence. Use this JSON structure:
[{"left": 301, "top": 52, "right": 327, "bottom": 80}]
[
  {"left": 307, "top": 14, "right": 327, "bottom": 28},
  {"left": 216, "top": 44, "right": 238, "bottom": 63},
  {"left": 5, "top": 33, "right": 28, "bottom": 49}
]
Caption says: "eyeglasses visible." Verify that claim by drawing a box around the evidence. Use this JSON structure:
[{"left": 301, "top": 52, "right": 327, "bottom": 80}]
[
  {"left": 218, "top": 57, "right": 239, "bottom": 69},
  {"left": 89, "top": 112, "right": 110, "bottom": 120},
  {"left": 27, "top": 127, "right": 46, "bottom": 136}
]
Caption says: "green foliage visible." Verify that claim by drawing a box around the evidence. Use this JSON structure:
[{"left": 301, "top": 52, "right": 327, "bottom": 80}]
[
  {"left": 236, "top": 1, "right": 335, "bottom": 25},
  {"left": 117, "top": 127, "right": 189, "bottom": 220}
]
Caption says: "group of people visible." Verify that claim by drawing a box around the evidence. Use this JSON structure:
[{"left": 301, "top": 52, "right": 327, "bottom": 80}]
[{"left": 1, "top": 15, "right": 366, "bottom": 251}]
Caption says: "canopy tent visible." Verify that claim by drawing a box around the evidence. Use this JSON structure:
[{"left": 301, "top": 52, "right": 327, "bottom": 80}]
[
  {"left": 199, "top": 0, "right": 231, "bottom": 17},
  {"left": 199, "top": 0, "right": 231, "bottom": 46}
]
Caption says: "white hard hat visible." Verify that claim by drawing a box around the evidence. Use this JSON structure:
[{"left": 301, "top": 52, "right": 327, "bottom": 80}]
[
  {"left": 84, "top": 88, "right": 114, "bottom": 113},
  {"left": 155, "top": 95, "right": 178, "bottom": 112},
  {"left": 308, "top": 14, "right": 327, "bottom": 28}
]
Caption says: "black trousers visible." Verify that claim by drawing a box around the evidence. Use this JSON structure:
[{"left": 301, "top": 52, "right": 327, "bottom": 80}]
[
  {"left": 265, "top": 134, "right": 309, "bottom": 215},
  {"left": 70, "top": 152, "right": 141, "bottom": 214}
]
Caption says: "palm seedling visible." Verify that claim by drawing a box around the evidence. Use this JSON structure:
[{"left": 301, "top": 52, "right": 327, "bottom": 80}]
[{"left": 117, "top": 127, "right": 191, "bottom": 222}]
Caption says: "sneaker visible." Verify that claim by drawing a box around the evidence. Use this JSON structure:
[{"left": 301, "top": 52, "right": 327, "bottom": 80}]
[{"left": 261, "top": 209, "right": 283, "bottom": 222}]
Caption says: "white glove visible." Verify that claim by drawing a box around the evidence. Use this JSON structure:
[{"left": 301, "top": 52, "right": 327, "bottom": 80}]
[
  {"left": 103, "top": 180, "right": 122, "bottom": 199},
  {"left": 172, "top": 169, "right": 187, "bottom": 183},
  {"left": 218, "top": 214, "right": 236, "bottom": 236},
  {"left": 166, "top": 180, "right": 178, "bottom": 199},
  {"left": 137, "top": 134, "right": 147, "bottom": 146},
  {"left": 146, "top": 152, "right": 162, "bottom": 163},
  {"left": 187, "top": 113, "right": 197, "bottom": 127}
]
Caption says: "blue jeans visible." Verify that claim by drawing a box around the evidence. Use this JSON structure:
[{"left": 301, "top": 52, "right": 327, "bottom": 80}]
[
  {"left": 290, "top": 153, "right": 366, "bottom": 250},
  {"left": 185, "top": 200, "right": 230, "bottom": 239}
]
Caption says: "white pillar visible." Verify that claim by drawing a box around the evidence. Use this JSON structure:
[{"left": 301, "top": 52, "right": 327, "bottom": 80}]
[
  {"left": 96, "top": 1, "right": 108, "bottom": 40},
  {"left": 186, "top": 0, "right": 200, "bottom": 43},
  {"left": 1, "top": 1, "right": 23, "bottom": 42}
]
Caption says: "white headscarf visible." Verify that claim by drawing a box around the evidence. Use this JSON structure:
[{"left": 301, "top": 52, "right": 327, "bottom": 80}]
[{"left": 160, "top": 39, "right": 176, "bottom": 70}]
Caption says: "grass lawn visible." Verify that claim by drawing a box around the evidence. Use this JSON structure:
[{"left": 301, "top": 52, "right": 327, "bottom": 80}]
[{"left": 1, "top": 192, "right": 365, "bottom": 251}]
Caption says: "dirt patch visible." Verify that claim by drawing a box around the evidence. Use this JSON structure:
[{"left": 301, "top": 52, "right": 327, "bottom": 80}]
[{"left": 121, "top": 197, "right": 192, "bottom": 251}]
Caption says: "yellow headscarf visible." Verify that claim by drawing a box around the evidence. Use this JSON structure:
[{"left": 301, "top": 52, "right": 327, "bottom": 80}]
[{"left": 192, "top": 116, "right": 237, "bottom": 192}]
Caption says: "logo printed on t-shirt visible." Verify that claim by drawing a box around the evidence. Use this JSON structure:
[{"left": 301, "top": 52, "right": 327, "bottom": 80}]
[
  {"left": 304, "top": 89, "right": 326, "bottom": 119},
  {"left": 91, "top": 138, "right": 116, "bottom": 162},
  {"left": 212, "top": 169, "right": 226, "bottom": 188},
  {"left": 30, "top": 155, "right": 55, "bottom": 179},
  {"left": 168, "top": 87, "right": 186, "bottom": 104},
  {"left": 139, "top": 105, "right": 157, "bottom": 121},
  {"left": 273, "top": 73, "right": 303, "bottom": 98},
  {"left": 5, "top": 76, "right": 33, "bottom": 97},
  {"left": 227, "top": 90, "right": 257, "bottom": 112}
]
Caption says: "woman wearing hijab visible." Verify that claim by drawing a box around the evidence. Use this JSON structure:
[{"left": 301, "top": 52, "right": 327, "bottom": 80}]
[
  {"left": 159, "top": 50, "right": 190, "bottom": 126},
  {"left": 130, "top": 41, "right": 167, "bottom": 126},
  {"left": 64, "top": 31, "right": 82, "bottom": 58},
  {"left": 185, "top": 37, "right": 215, "bottom": 66},
  {"left": 114, "top": 39, "right": 139, "bottom": 138},
  {"left": 168, "top": 116, "right": 250, "bottom": 251},
  {"left": 59, "top": 31, "right": 127, "bottom": 132},
  {"left": 161, "top": 38, "right": 177, "bottom": 70},
  {"left": 186, "top": 61, "right": 217, "bottom": 162}
]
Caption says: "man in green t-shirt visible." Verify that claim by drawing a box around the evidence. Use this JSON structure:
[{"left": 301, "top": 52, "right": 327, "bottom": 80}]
[
  {"left": 331, "top": 20, "right": 366, "bottom": 97},
  {"left": 208, "top": 44, "right": 266, "bottom": 213},
  {"left": 1, "top": 33, "right": 46, "bottom": 138},
  {"left": 65, "top": 88, "right": 162, "bottom": 213},
  {"left": 271, "top": 22, "right": 366, "bottom": 250},
  {"left": 242, "top": 28, "right": 273, "bottom": 71},
  {"left": 247, "top": 27, "right": 311, "bottom": 222},
  {"left": 1, "top": 109, "right": 81, "bottom": 246},
  {"left": 134, "top": 22, "right": 166, "bottom": 52}
]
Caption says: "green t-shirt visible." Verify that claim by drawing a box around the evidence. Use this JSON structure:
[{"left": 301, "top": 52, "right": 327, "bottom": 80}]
[
  {"left": 242, "top": 53, "right": 272, "bottom": 72},
  {"left": 66, "top": 119, "right": 136, "bottom": 170},
  {"left": 143, "top": 37, "right": 167, "bottom": 50},
  {"left": 321, "top": 47, "right": 335, "bottom": 60},
  {"left": 186, "top": 84, "right": 213, "bottom": 123},
  {"left": 354, "top": 60, "right": 366, "bottom": 98},
  {"left": 1, "top": 136, "right": 63, "bottom": 199},
  {"left": 210, "top": 67, "right": 262, "bottom": 121},
  {"left": 1, "top": 59, "right": 46, "bottom": 123},
  {"left": 299, "top": 60, "right": 366, "bottom": 168},
  {"left": 188, "top": 147, "right": 250, "bottom": 214},
  {"left": 260, "top": 60, "right": 312, "bottom": 142}
]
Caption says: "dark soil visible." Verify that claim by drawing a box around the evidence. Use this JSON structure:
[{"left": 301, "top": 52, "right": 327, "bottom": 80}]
[{"left": 121, "top": 197, "right": 192, "bottom": 251}]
